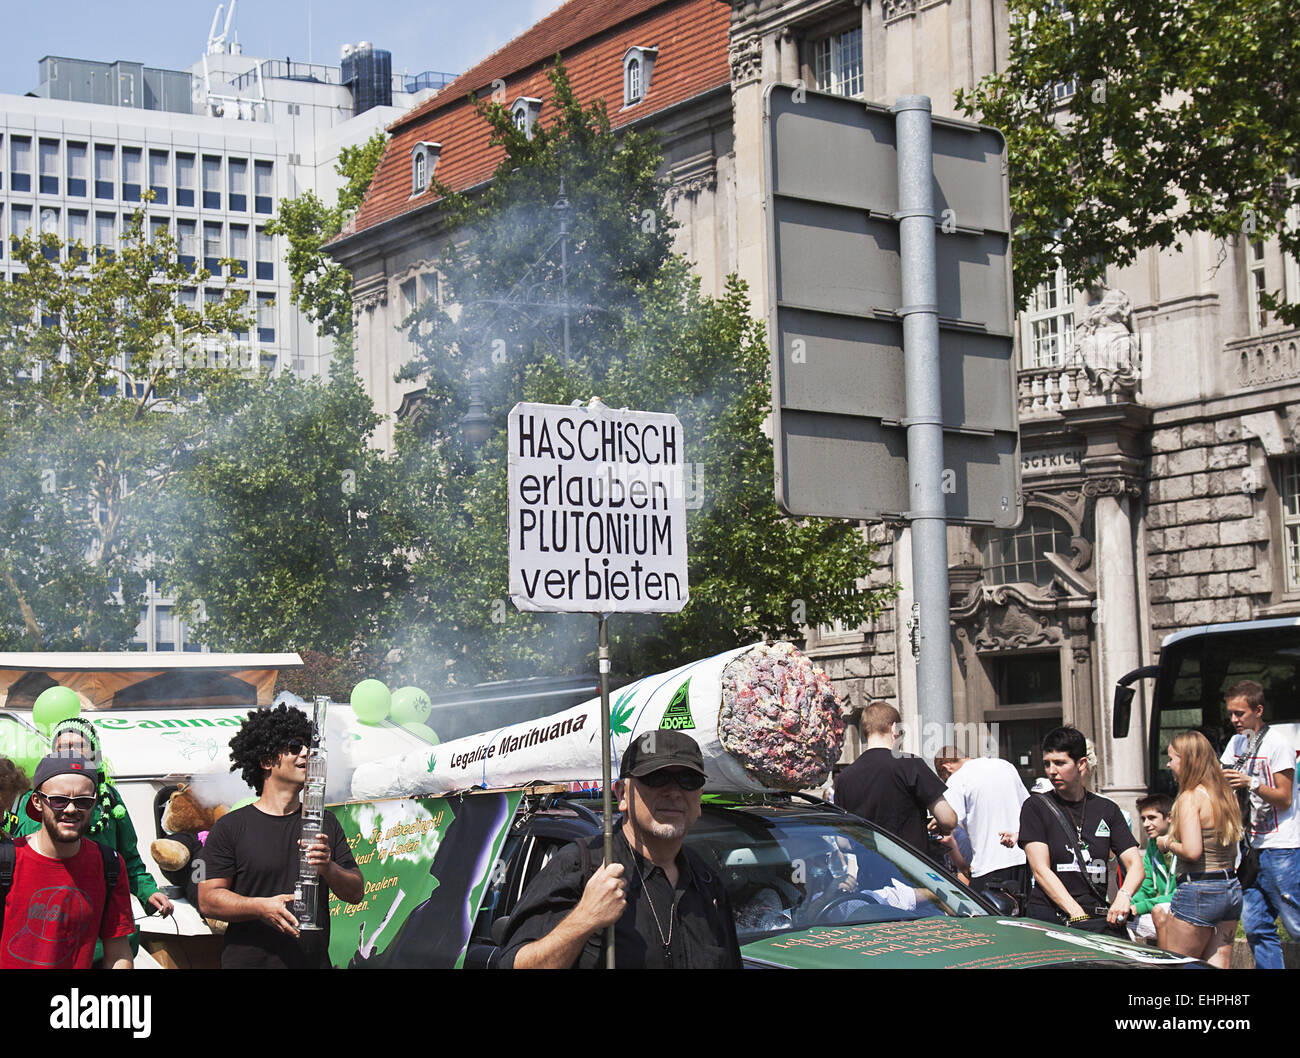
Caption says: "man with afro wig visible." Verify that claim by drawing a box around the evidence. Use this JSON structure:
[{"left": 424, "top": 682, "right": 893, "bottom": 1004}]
[{"left": 197, "top": 704, "right": 363, "bottom": 968}]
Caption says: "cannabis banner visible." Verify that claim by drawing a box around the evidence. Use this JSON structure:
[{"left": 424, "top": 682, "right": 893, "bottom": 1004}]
[{"left": 326, "top": 790, "right": 523, "bottom": 968}]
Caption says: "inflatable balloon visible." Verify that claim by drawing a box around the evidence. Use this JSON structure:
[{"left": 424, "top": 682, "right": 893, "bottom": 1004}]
[
  {"left": 390, "top": 686, "right": 432, "bottom": 726},
  {"left": 32, "top": 686, "right": 81, "bottom": 731},
  {"left": 0, "top": 716, "right": 45, "bottom": 778},
  {"left": 231, "top": 795, "right": 257, "bottom": 811},
  {"left": 401, "top": 722, "right": 439, "bottom": 745},
  {"left": 350, "top": 679, "right": 391, "bottom": 725}
]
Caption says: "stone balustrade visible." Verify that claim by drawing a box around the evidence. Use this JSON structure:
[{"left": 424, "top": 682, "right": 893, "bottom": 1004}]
[{"left": 1228, "top": 328, "right": 1300, "bottom": 389}]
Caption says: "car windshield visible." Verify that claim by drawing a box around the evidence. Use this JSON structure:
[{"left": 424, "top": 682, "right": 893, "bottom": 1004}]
[{"left": 684, "top": 804, "right": 988, "bottom": 941}]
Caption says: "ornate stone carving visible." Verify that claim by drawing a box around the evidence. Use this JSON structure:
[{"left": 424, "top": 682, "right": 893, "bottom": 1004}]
[
  {"left": 883, "top": 0, "right": 919, "bottom": 21},
  {"left": 667, "top": 159, "right": 718, "bottom": 204},
  {"left": 975, "top": 598, "right": 1062, "bottom": 651},
  {"left": 1072, "top": 646, "right": 1091, "bottom": 665},
  {"left": 353, "top": 286, "right": 388, "bottom": 314},
  {"left": 1232, "top": 332, "right": 1300, "bottom": 388},
  {"left": 729, "top": 36, "right": 763, "bottom": 85},
  {"left": 1081, "top": 476, "right": 1144, "bottom": 500},
  {"left": 1069, "top": 286, "right": 1141, "bottom": 394}
]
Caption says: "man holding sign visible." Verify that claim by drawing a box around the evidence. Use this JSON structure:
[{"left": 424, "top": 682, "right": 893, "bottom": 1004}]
[{"left": 498, "top": 731, "right": 741, "bottom": 969}]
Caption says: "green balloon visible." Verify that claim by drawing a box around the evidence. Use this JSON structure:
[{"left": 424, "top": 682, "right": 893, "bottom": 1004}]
[
  {"left": 33, "top": 686, "right": 81, "bottom": 732},
  {"left": 230, "top": 795, "right": 257, "bottom": 811},
  {"left": 350, "top": 679, "right": 391, "bottom": 725},
  {"left": 391, "top": 686, "right": 432, "bottom": 725},
  {"left": 0, "top": 716, "right": 46, "bottom": 779},
  {"left": 402, "top": 722, "right": 440, "bottom": 745}
]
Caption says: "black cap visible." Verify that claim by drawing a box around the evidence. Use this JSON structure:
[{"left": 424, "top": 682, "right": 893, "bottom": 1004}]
[
  {"left": 25, "top": 755, "right": 97, "bottom": 821},
  {"left": 619, "top": 730, "right": 705, "bottom": 779}
]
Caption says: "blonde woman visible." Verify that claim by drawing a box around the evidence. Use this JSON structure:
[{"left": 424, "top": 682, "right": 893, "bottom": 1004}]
[{"left": 1156, "top": 732, "right": 1244, "bottom": 967}]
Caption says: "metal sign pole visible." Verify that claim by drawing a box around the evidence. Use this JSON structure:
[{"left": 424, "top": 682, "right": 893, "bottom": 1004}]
[
  {"left": 597, "top": 613, "right": 615, "bottom": 968},
  {"left": 895, "top": 95, "right": 955, "bottom": 736}
]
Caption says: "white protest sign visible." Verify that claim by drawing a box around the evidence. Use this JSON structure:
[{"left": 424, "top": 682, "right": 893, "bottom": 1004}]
[{"left": 508, "top": 400, "right": 688, "bottom": 613}]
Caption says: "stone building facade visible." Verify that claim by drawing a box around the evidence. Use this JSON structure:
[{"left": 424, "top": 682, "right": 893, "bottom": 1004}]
[{"left": 334, "top": 0, "right": 1298, "bottom": 808}]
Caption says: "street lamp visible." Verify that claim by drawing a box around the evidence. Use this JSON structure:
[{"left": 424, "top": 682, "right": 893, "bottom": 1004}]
[{"left": 460, "top": 379, "right": 493, "bottom": 450}]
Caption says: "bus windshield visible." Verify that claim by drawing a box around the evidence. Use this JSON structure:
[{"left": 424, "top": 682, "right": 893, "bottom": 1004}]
[{"left": 1150, "top": 623, "right": 1300, "bottom": 794}]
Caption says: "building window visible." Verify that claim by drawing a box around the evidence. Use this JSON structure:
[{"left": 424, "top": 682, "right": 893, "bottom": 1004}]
[
  {"left": 11, "top": 205, "right": 33, "bottom": 244},
  {"left": 1281, "top": 456, "right": 1300, "bottom": 592},
  {"left": 94, "top": 144, "right": 114, "bottom": 199},
  {"left": 39, "top": 207, "right": 59, "bottom": 260},
  {"left": 1021, "top": 263, "right": 1075, "bottom": 368},
  {"left": 201, "top": 155, "right": 222, "bottom": 210},
  {"left": 981, "top": 507, "right": 1073, "bottom": 588},
  {"left": 228, "top": 158, "right": 248, "bottom": 212},
  {"left": 623, "top": 47, "right": 658, "bottom": 107},
  {"left": 10, "top": 136, "right": 32, "bottom": 193},
  {"left": 256, "top": 227, "right": 274, "bottom": 280},
  {"left": 229, "top": 224, "right": 249, "bottom": 278},
  {"left": 38, "top": 139, "right": 59, "bottom": 196},
  {"left": 176, "top": 152, "right": 195, "bottom": 207},
  {"left": 1247, "top": 239, "right": 1269, "bottom": 334},
  {"left": 203, "top": 221, "right": 223, "bottom": 274},
  {"left": 257, "top": 292, "right": 275, "bottom": 344},
  {"left": 148, "top": 149, "right": 169, "bottom": 204},
  {"left": 177, "top": 218, "right": 197, "bottom": 270},
  {"left": 511, "top": 97, "right": 542, "bottom": 139},
  {"left": 254, "top": 160, "right": 274, "bottom": 213},
  {"left": 813, "top": 27, "right": 864, "bottom": 98},
  {"left": 68, "top": 210, "right": 88, "bottom": 262},
  {"left": 67, "top": 142, "right": 87, "bottom": 197},
  {"left": 94, "top": 211, "right": 114, "bottom": 259},
  {"left": 411, "top": 142, "right": 440, "bottom": 195},
  {"left": 121, "top": 147, "right": 143, "bottom": 202}
]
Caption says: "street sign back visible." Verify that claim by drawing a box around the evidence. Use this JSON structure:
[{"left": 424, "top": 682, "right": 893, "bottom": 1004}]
[{"left": 765, "top": 84, "right": 1022, "bottom": 527}]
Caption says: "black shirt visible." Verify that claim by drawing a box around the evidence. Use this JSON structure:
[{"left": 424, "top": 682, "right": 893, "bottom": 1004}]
[
  {"left": 498, "top": 827, "right": 742, "bottom": 969},
  {"left": 834, "top": 748, "right": 948, "bottom": 850},
  {"left": 1018, "top": 791, "right": 1137, "bottom": 921},
  {"left": 199, "top": 804, "right": 358, "bottom": 969}
]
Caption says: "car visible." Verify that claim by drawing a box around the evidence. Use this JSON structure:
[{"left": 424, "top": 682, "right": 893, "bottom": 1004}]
[{"left": 463, "top": 789, "right": 1204, "bottom": 969}]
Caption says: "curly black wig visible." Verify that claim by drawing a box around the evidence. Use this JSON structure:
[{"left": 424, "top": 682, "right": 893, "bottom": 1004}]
[{"left": 228, "top": 704, "right": 313, "bottom": 794}]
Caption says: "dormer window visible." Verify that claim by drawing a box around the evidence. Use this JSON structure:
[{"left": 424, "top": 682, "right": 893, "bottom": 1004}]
[
  {"left": 511, "top": 97, "right": 543, "bottom": 140},
  {"left": 410, "top": 141, "right": 441, "bottom": 196},
  {"left": 623, "top": 47, "right": 658, "bottom": 107}
]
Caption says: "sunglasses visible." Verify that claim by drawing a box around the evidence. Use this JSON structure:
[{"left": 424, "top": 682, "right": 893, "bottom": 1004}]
[
  {"left": 40, "top": 794, "right": 96, "bottom": 813},
  {"left": 283, "top": 740, "right": 308, "bottom": 756},
  {"left": 637, "top": 769, "right": 706, "bottom": 791}
]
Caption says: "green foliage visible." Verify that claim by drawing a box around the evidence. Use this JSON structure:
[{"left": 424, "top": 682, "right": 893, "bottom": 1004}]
[
  {"left": 266, "top": 129, "right": 387, "bottom": 340},
  {"left": 958, "top": 0, "right": 1300, "bottom": 323},
  {"left": 0, "top": 207, "right": 249, "bottom": 649},
  {"left": 393, "top": 62, "right": 891, "bottom": 684},
  {"left": 162, "top": 365, "right": 414, "bottom": 655}
]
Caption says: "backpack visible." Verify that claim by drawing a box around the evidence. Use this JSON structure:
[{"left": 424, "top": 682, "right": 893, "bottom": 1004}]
[{"left": 0, "top": 830, "right": 123, "bottom": 935}]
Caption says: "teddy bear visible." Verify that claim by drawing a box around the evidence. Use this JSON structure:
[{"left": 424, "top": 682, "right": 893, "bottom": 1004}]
[{"left": 150, "top": 784, "right": 230, "bottom": 924}]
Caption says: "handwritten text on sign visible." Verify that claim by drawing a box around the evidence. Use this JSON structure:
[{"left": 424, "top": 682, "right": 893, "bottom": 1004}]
[{"left": 508, "top": 401, "right": 688, "bottom": 613}]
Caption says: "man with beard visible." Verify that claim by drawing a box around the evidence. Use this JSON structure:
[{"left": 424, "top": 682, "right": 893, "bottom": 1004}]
[
  {"left": 499, "top": 730, "right": 741, "bottom": 968},
  {"left": 0, "top": 755, "right": 134, "bottom": 969}
]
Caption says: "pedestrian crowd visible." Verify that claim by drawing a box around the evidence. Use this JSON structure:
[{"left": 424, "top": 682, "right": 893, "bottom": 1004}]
[{"left": 1, "top": 677, "right": 1297, "bottom": 969}]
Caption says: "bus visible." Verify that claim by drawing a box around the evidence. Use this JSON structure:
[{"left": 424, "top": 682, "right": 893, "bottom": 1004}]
[{"left": 1113, "top": 618, "right": 1300, "bottom": 795}]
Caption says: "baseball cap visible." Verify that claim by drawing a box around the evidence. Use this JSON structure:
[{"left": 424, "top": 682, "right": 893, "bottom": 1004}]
[
  {"left": 619, "top": 730, "right": 705, "bottom": 779},
  {"left": 25, "top": 755, "right": 97, "bottom": 822}
]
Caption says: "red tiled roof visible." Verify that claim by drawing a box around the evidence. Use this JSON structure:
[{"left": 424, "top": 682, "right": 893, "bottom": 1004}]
[{"left": 345, "top": 0, "right": 731, "bottom": 240}]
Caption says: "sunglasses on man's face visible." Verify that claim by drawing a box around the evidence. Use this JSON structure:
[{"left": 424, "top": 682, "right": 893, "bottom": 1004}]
[
  {"left": 637, "top": 769, "right": 706, "bottom": 791},
  {"left": 282, "top": 739, "right": 307, "bottom": 757},
  {"left": 40, "top": 794, "right": 96, "bottom": 813}
]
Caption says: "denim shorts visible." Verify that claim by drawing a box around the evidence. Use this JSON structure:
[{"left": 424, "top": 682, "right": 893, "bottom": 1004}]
[{"left": 1170, "top": 875, "right": 1243, "bottom": 929}]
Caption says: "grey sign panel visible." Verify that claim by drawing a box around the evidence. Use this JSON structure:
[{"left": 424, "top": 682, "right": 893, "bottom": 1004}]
[{"left": 765, "top": 82, "right": 1022, "bottom": 528}]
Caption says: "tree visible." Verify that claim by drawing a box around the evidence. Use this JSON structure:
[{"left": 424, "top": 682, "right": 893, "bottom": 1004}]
[
  {"left": 161, "top": 366, "right": 413, "bottom": 655},
  {"left": 265, "top": 130, "right": 387, "bottom": 341},
  {"left": 958, "top": 0, "right": 1300, "bottom": 323},
  {"left": 0, "top": 207, "right": 249, "bottom": 649},
  {"left": 389, "top": 63, "right": 892, "bottom": 684}
]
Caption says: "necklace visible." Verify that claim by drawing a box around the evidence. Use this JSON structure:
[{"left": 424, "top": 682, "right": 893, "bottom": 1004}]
[
  {"left": 632, "top": 854, "right": 674, "bottom": 959},
  {"left": 1059, "top": 792, "right": 1089, "bottom": 852}
]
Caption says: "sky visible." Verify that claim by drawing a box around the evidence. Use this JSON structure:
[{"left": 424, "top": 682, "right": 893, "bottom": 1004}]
[{"left": 0, "top": 0, "right": 566, "bottom": 95}]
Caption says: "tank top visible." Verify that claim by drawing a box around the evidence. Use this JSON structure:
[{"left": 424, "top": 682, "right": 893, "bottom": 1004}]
[{"left": 1176, "top": 827, "right": 1236, "bottom": 876}]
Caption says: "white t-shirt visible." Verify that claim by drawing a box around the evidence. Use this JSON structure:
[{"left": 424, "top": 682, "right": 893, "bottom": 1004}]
[
  {"left": 1221, "top": 727, "right": 1300, "bottom": 850},
  {"left": 941, "top": 756, "right": 1029, "bottom": 877}
]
